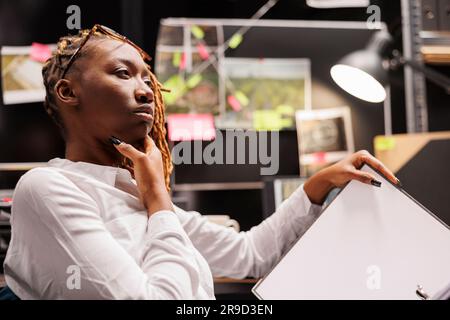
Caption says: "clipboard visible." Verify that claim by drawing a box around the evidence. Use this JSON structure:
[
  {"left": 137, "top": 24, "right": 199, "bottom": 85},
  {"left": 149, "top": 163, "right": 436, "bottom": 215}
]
[{"left": 252, "top": 164, "right": 450, "bottom": 300}]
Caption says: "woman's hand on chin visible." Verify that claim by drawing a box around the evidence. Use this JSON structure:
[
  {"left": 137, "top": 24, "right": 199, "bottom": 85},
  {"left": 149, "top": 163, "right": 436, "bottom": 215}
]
[
  {"left": 303, "top": 150, "right": 400, "bottom": 205},
  {"left": 110, "top": 135, "right": 173, "bottom": 216}
]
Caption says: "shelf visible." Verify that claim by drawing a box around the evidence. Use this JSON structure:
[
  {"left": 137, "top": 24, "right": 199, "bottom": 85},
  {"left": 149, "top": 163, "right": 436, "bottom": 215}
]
[
  {"left": 214, "top": 277, "right": 259, "bottom": 284},
  {"left": 420, "top": 31, "right": 450, "bottom": 46},
  {"left": 420, "top": 31, "right": 450, "bottom": 64},
  {"left": 422, "top": 45, "right": 450, "bottom": 64},
  {"left": 0, "top": 221, "right": 10, "bottom": 227},
  {"left": 173, "top": 182, "right": 264, "bottom": 191},
  {"left": 0, "top": 162, "right": 47, "bottom": 171}
]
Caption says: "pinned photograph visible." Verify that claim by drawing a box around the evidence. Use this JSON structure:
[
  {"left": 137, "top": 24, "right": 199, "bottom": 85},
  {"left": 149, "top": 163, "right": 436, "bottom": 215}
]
[
  {"left": 220, "top": 58, "right": 311, "bottom": 130},
  {"left": 1, "top": 44, "right": 55, "bottom": 105},
  {"left": 295, "top": 107, "right": 354, "bottom": 176}
]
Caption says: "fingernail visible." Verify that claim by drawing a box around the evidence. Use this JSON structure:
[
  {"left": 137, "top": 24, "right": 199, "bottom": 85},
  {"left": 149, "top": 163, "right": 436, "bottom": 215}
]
[
  {"left": 371, "top": 179, "right": 382, "bottom": 187},
  {"left": 109, "top": 136, "right": 122, "bottom": 145},
  {"left": 396, "top": 178, "right": 402, "bottom": 187}
]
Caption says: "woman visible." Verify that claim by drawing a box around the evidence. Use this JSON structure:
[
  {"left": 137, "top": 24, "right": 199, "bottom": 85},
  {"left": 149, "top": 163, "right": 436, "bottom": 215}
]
[{"left": 3, "top": 25, "right": 400, "bottom": 299}]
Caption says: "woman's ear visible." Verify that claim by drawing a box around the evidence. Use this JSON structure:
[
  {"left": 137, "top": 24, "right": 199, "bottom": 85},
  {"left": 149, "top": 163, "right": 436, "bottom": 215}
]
[{"left": 55, "top": 79, "right": 79, "bottom": 107}]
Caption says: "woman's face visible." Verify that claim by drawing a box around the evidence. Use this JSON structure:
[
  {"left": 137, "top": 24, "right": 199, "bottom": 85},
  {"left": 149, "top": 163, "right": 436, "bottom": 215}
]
[{"left": 66, "top": 38, "right": 155, "bottom": 145}]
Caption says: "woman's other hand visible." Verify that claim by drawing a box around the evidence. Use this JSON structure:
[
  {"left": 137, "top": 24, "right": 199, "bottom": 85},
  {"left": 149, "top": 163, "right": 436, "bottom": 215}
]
[{"left": 304, "top": 150, "right": 400, "bottom": 205}]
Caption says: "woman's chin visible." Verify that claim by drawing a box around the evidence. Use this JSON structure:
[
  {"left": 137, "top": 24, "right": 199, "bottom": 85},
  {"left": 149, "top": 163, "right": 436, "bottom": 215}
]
[{"left": 115, "top": 127, "right": 149, "bottom": 145}]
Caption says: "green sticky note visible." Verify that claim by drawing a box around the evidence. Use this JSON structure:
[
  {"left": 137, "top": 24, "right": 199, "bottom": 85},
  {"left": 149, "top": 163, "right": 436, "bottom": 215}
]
[
  {"left": 186, "top": 74, "right": 203, "bottom": 88},
  {"left": 229, "top": 34, "right": 243, "bottom": 49},
  {"left": 162, "top": 75, "right": 186, "bottom": 105},
  {"left": 191, "top": 25, "right": 205, "bottom": 40},
  {"left": 172, "top": 52, "right": 181, "bottom": 67},
  {"left": 253, "top": 110, "right": 283, "bottom": 131},
  {"left": 276, "top": 105, "right": 295, "bottom": 115},
  {"left": 276, "top": 105, "right": 295, "bottom": 128},
  {"left": 235, "top": 91, "right": 249, "bottom": 106},
  {"left": 375, "top": 136, "right": 396, "bottom": 151}
]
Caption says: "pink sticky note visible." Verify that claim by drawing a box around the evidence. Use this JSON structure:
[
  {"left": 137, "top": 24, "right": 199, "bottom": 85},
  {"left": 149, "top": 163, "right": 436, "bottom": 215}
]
[
  {"left": 30, "top": 42, "right": 52, "bottom": 62},
  {"left": 179, "top": 52, "right": 186, "bottom": 71},
  {"left": 196, "top": 43, "right": 209, "bottom": 60},
  {"left": 227, "top": 95, "right": 242, "bottom": 112},
  {"left": 313, "top": 152, "right": 327, "bottom": 164},
  {"left": 167, "top": 114, "right": 216, "bottom": 141}
]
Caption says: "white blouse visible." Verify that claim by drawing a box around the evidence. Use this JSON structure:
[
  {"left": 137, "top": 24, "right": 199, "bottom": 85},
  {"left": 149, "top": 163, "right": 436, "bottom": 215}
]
[{"left": 4, "top": 158, "right": 322, "bottom": 300}]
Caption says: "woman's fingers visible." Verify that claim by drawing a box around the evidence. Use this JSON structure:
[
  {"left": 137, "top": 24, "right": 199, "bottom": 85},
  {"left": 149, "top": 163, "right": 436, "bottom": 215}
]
[
  {"left": 109, "top": 136, "right": 142, "bottom": 162},
  {"left": 350, "top": 169, "right": 381, "bottom": 187},
  {"left": 359, "top": 154, "right": 399, "bottom": 185}
]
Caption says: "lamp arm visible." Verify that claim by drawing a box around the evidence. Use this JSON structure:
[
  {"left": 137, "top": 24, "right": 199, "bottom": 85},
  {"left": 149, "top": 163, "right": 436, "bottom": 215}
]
[{"left": 399, "top": 58, "right": 450, "bottom": 94}]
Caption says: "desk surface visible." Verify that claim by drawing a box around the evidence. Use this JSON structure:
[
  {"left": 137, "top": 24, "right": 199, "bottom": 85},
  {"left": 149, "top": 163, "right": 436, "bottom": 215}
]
[
  {"left": 213, "top": 277, "right": 258, "bottom": 284},
  {"left": 0, "top": 274, "right": 257, "bottom": 298},
  {"left": 213, "top": 278, "right": 258, "bottom": 299}
]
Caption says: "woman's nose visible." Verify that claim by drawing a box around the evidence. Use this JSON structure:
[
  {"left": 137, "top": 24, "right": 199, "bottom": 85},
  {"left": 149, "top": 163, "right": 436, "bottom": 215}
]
[{"left": 135, "top": 86, "right": 154, "bottom": 104}]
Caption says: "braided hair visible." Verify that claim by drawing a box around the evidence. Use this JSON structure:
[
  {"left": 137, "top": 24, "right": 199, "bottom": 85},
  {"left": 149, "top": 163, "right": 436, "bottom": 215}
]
[{"left": 42, "top": 29, "right": 173, "bottom": 191}]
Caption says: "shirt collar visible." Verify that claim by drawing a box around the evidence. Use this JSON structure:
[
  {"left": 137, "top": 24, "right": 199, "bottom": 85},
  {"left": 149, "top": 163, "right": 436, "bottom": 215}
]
[{"left": 47, "top": 158, "right": 132, "bottom": 186}]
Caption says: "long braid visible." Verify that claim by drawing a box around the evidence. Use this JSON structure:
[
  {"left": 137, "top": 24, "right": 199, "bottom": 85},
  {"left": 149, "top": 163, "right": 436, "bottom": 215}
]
[
  {"left": 42, "top": 29, "right": 173, "bottom": 191},
  {"left": 149, "top": 72, "right": 173, "bottom": 191}
]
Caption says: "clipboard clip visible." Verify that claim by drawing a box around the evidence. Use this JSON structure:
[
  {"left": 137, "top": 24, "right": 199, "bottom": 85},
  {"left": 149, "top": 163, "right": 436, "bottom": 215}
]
[{"left": 416, "top": 285, "right": 430, "bottom": 300}]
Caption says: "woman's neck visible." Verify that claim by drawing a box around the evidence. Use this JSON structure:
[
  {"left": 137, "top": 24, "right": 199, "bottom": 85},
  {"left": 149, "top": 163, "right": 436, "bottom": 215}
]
[
  {"left": 65, "top": 137, "right": 124, "bottom": 167},
  {"left": 65, "top": 134, "right": 146, "bottom": 167}
]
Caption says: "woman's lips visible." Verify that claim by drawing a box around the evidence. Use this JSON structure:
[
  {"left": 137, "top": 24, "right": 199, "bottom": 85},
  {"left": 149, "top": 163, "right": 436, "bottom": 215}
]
[
  {"left": 133, "top": 112, "right": 153, "bottom": 122},
  {"left": 133, "top": 104, "right": 154, "bottom": 123}
]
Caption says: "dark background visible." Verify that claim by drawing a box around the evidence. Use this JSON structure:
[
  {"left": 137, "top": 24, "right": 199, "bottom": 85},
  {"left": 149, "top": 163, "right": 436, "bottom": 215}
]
[{"left": 0, "top": 0, "right": 449, "bottom": 230}]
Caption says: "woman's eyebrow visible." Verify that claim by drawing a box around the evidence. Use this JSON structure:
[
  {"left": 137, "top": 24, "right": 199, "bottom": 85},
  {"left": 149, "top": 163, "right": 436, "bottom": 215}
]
[{"left": 113, "top": 58, "right": 151, "bottom": 76}]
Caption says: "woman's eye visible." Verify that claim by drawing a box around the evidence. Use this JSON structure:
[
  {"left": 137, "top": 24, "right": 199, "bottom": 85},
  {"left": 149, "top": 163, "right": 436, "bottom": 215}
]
[
  {"left": 144, "top": 79, "right": 152, "bottom": 87},
  {"left": 116, "top": 69, "right": 130, "bottom": 78}
]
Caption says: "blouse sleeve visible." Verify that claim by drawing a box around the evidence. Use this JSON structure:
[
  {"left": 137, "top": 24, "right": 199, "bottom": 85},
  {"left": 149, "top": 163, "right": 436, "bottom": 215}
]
[
  {"left": 4, "top": 168, "right": 205, "bottom": 299},
  {"left": 175, "top": 184, "right": 323, "bottom": 279}
]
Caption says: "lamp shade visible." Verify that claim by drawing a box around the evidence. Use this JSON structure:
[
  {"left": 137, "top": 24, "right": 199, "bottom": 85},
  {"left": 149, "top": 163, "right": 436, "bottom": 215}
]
[{"left": 330, "top": 31, "right": 392, "bottom": 103}]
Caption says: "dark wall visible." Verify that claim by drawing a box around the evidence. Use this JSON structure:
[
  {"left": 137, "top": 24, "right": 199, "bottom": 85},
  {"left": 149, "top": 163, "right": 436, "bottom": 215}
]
[
  {"left": 1, "top": 0, "right": 447, "bottom": 136},
  {"left": 0, "top": 0, "right": 410, "bottom": 149},
  {"left": 0, "top": 0, "right": 449, "bottom": 228}
]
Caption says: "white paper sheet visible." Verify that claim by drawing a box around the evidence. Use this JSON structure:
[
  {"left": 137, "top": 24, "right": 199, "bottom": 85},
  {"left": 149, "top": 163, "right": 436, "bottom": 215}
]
[{"left": 253, "top": 164, "right": 450, "bottom": 300}]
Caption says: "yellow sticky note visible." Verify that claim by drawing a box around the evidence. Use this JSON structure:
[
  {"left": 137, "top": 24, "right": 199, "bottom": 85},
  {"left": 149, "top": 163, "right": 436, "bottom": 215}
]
[
  {"left": 229, "top": 34, "right": 243, "bottom": 49},
  {"left": 276, "top": 105, "right": 295, "bottom": 128},
  {"left": 375, "top": 136, "right": 396, "bottom": 151},
  {"left": 253, "top": 110, "right": 283, "bottom": 131},
  {"left": 235, "top": 91, "right": 249, "bottom": 106},
  {"left": 186, "top": 74, "right": 203, "bottom": 88},
  {"left": 276, "top": 105, "right": 295, "bottom": 115},
  {"left": 172, "top": 52, "right": 181, "bottom": 67},
  {"left": 162, "top": 75, "right": 186, "bottom": 105},
  {"left": 191, "top": 25, "right": 205, "bottom": 40}
]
